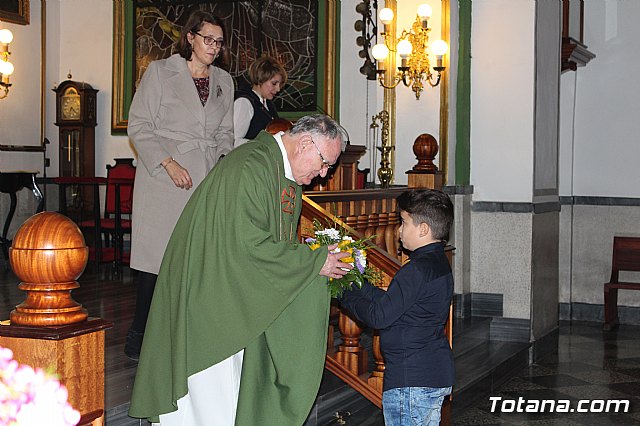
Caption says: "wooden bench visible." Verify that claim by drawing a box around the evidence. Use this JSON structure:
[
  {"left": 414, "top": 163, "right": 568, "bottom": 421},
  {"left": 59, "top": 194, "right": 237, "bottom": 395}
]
[{"left": 603, "top": 236, "right": 640, "bottom": 331}]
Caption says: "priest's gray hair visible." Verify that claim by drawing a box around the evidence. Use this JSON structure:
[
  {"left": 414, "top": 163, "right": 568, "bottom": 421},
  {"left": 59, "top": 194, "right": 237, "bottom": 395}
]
[{"left": 290, "top": 114, "right": 348, "bottom": 151}]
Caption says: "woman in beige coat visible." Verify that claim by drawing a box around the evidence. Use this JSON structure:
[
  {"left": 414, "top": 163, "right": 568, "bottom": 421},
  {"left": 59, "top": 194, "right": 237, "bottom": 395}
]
[{"left": 125, "top": 10, "right": 234, "bottom": 360}]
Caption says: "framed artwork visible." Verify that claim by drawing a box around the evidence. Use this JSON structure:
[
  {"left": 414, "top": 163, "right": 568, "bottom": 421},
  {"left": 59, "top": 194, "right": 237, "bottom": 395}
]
[
  {"left": 0, "top": 0, "right": 30, "bottom": 25},
  {"left": 112, "top": 0, "right": 338, "bottom": 133}
]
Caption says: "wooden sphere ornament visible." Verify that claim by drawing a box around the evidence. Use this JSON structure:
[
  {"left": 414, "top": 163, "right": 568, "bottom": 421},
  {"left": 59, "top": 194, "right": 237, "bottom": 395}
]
[
  {"left": 9, "top": 211, "right": 89, "bottom": 326},
  {"left": 411, "top": 133, "right": 439, "bottom": 172},
  {"left": 265, "top": 117, "right": 293, "bottom": 134}
]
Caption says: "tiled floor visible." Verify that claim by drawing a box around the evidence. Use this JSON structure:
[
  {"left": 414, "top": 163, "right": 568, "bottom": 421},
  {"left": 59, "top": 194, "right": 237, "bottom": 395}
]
[
  {"left": 454, "top": 321, "right": 640, "bottom": 425},
  {"left": 3, "top": 262, "right": 640, "bottom": 425}
]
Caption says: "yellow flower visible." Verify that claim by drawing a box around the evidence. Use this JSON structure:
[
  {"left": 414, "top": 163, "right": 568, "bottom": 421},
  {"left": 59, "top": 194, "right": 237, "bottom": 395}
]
[
  {"left": 338, "top": 240, "right": 351, "bottom": 250},
  {"left": 309, "top": 243, "right": 321, "bottom": 251},
  {"left": 341, "top": 256, "right": 354, "bottom": 263}
]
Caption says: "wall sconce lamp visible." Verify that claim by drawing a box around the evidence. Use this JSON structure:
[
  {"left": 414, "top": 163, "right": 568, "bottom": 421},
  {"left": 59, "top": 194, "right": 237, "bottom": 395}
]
[
  {"left": 0, "top": 27, "right": 14, "bottom": 99},
  {"left": 371, "top": 4, "right": 447, "bottom": 100}
]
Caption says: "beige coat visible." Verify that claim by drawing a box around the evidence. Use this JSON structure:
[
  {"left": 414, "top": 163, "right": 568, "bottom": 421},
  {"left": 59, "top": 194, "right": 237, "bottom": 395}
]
[{"left": 128, "top": 54, "right": 234, "bottom": 274}]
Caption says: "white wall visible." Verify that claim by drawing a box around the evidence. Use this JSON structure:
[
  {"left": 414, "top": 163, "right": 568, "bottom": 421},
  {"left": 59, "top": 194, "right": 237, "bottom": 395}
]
[
  {"left": 470, "top": 0, "right": 535, "bottom": 202},
  {"left": 394, "top": 0, "right": 444, "bottom": 185},
  {"left": 0, "top": 1, "right": 134, "bottom": 177},
  {"left": 560, "top": 0, "right": 640, "bottom": 198},
  {"left": 0, "top": 2, "right": 44, "bottom": 172},
  {"left": 558, "top": 1, "right": 640, "bottom": 312},
  {"left": 338, "top": 1, "right": 380, "bottom": 182},
  {"left": 46, "top": 0, "right": 134, "bottom": 177},
  {"left": 340, "top": 0, "right": 446, "bottom": 186}
]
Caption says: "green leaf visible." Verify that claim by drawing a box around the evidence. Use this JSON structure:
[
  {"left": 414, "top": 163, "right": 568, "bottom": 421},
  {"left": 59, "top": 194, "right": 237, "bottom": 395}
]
[{"left": 353, "top": 275, "right": 363, "bottom": 288}]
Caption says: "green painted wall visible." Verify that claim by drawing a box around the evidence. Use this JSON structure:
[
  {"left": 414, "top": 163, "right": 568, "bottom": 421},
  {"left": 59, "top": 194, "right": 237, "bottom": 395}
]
[{"left": 455, "top": 0, "right": 471, "bottom": 185}]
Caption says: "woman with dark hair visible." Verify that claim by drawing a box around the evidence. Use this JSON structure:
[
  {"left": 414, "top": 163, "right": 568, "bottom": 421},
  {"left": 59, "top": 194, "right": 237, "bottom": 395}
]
[
  {"left": 234, "top": 55, "right": 287, "bottom": 146},
  {"left": 124, "top": 9, "right": 234, "bottom": 361}
]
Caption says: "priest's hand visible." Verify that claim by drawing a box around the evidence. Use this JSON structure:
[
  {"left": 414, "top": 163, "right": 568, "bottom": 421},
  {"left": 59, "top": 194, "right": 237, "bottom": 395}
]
[
  {"left": 164, "top": 159, "right": 193, "bottom": 190},
  {"left": 319, "top": 244, "right": 353, "bottom": 279}
]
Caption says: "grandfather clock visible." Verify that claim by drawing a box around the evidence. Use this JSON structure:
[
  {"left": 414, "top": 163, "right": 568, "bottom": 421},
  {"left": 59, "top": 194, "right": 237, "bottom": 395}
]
[{"left": 54, "top": 80, "right": 98, "bottom": 178}]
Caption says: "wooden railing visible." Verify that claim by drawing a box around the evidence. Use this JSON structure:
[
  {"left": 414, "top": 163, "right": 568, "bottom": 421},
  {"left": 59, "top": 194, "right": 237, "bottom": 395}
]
[
  {"left": 301, "top": 192, "right": 453, "bottom": 410},
  {"left": 303, "top": 189, "right": 407, "bottom": 263}
]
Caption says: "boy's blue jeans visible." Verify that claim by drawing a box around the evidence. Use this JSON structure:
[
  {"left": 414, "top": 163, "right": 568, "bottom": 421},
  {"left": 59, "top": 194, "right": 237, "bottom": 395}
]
[{"left": 382, "top": 386, "right": 452, "bottom": 426}]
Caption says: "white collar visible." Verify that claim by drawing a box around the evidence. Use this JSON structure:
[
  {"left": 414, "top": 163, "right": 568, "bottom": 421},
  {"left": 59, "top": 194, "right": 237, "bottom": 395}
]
[
  {"left": 252, "top": 89, "right": 267, "bottom": 105},
  {"left": 274, "top": 132, "right": 294, "bottom": 181}
]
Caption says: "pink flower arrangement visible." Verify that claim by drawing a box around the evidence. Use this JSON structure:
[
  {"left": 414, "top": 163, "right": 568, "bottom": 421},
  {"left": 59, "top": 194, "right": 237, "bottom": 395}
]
[{"left": 0, "top": 346, "right": 81, "bottom": 426}]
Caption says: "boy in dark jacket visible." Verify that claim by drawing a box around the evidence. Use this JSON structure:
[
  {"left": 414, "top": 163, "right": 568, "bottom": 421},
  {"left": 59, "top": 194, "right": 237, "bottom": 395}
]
[{"left": 339, "top": 189, "right": 455, "bottom": 425}]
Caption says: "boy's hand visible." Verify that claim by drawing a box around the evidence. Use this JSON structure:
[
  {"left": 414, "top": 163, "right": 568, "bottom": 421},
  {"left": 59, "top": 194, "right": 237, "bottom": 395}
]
[{"left": 319, "top": 243, "right": 353, "bottom": 279}]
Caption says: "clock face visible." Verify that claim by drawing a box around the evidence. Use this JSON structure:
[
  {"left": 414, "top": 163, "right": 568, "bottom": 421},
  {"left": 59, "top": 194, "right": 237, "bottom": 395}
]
[{"left": 61, "top": 88, "right": 81, "bottom": 120}]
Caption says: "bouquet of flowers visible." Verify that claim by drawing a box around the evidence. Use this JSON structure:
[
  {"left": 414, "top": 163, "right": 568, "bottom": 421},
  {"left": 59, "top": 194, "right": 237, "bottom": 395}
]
[
  {"left": 0, "top": 347, "right": 81, "bottom": 426},
  {"left": 305, "top": 219, "right": 380, "bottom": 297}
]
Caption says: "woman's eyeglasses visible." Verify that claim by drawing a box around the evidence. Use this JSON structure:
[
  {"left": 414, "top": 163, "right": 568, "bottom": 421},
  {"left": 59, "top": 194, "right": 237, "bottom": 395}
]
[{"left": 194, "top": 32, "right": 225, "bottom": 48}]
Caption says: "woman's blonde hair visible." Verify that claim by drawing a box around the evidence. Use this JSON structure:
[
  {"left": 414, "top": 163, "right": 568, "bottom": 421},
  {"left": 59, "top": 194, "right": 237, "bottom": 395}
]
[{"left": 249, "top": 56, "right": 287, "bottom": 86}]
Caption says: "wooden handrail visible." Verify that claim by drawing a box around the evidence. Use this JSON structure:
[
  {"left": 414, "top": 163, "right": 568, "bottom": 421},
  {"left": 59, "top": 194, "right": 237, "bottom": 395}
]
[
  {"left": 324, "top": 356, "right": 383, "bottom": 409},
  {"left": 305, "top": 188, "right": 407, "bottom": 203}
]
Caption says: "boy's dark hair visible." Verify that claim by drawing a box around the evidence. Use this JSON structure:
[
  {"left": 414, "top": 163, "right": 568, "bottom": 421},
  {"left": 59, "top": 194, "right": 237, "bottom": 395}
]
[{"left": 397, "top": 189, "right": 454, "bottom": 241}]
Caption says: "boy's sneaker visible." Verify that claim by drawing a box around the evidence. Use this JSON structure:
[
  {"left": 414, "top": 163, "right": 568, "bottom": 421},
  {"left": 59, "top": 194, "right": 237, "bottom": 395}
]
[{"left": 124, "top": 329, "right": 144, "bottom": 361}]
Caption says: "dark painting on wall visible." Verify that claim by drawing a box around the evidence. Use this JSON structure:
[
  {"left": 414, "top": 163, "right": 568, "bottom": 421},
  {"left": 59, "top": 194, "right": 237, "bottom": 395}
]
[
  {"left": 112, "top": 0, "right": 338, "bottom": 132},
  {"left": 0, "top": 0, "right": 29, "bottom": 25}
]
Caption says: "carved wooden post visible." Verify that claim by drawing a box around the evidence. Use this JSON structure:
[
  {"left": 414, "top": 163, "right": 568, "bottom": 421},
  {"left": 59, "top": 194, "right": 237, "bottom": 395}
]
[
  {"left": 0, "top": 212, "right": 112, "bottom": 426},
  {"left": 344, "top": 214, "right": 358, "bottom": 230},
  {"left": 367, "top": 329, "right": 385, "bottom": 393},
  {"left": 8, "top": 211, "right": 89, "bottom": 325},
  {"left": 356, "top": 214, "right": 369, "bottom": 233},
  {"left": 367, "top": 280, "right": 389, "bottom": 394},
  {"left": 365, "top": 213, "right": 379, "bottom": 240},
  {"left": 375, "top": 212, "right": 389, "bottom": 248},
  {"left": 406, "top": 133, "right": 444, "bottom": 190},
  {"left": 335, "top": 309, "right": 367, "bottom": 375},
  {"left": 385, "top": 212, "right": 399, "bottom": 257},
  {"left": 327, "top": 303, "right": 340, "bottom": 352}
]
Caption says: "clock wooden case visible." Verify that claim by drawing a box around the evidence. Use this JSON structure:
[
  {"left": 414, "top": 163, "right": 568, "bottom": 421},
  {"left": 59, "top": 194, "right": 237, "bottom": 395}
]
[{"left": 54, "top": 80, "right": 98, "bottom": 178}]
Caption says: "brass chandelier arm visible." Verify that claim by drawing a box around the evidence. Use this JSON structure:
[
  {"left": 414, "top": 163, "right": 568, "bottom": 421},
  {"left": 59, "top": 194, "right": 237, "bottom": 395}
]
[
  {"left": 427, "top": 72, "right": 442, "bottom": 87},
  {"left": 376, "top": 71, "right": 405, "bottom": 90}
]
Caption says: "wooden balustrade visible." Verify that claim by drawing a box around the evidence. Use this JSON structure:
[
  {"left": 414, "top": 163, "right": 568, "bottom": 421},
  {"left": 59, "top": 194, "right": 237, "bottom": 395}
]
[
  {"left": 301, "top": 193, "right": 453, "bottom": 411},
  {"left": 303, "top": 189, "right": 406, "bottom": 263}
]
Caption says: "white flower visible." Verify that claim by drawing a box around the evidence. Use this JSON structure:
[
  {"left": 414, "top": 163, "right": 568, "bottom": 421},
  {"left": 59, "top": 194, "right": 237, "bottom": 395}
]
[{"left": 315, "top": 228, "right": 341, "bottom": 240}]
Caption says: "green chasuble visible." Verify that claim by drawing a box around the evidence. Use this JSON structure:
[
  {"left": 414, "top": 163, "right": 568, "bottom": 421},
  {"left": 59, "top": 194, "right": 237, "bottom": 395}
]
[{"left": 129, "top": 131, "right": 331, "bottom": 425}]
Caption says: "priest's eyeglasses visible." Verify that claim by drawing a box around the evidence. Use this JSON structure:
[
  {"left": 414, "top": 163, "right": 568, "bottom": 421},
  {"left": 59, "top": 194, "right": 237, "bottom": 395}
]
[
  {"left": 310, "top": 138, "right": 334, "bottom": 170},
  {"left": 194, "top": 32, "right": 225, "bottom": 48}
]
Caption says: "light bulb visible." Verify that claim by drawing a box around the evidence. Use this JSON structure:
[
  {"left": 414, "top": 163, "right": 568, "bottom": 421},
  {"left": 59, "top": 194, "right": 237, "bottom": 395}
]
[
  {"left": 397, "top": 39, "right": 412, "bottom": 58},
  {"left": 0, "top": 60, "right": 14, "bottom": 75},
  {"left": 0, "top": 29, "right": 13, "bottom": 45},
  {"left": 379, "top": 8, "right": 394, "bottom": 25},
  {"left": 417, "top": 4, "right": 433, "bottom": 19},
  {"left": 371, "top": 43, "right": 389, "bottom": 60},
  {"left": 431, "top": 40, "right": 448, "bottom": 56}
]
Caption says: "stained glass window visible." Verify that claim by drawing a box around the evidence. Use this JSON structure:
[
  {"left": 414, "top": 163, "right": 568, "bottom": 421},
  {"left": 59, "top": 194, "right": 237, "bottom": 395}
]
[{"left": 133, "top": 1, "right": 318, "bottom": 113}]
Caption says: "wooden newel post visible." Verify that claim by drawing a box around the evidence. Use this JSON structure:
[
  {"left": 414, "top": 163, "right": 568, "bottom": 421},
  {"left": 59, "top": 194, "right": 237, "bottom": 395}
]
[
  {"left": 336, "top": 310, "right": 368, "bottom": 375},
  {"left": 406, "top": 133, "right": 444, "bottom": 190},
  {"left": 0, "top": 211, "right": 112, "bottom": 426},
  {"left": 9, "top": 211, "right": 89, "bottom": 325}
]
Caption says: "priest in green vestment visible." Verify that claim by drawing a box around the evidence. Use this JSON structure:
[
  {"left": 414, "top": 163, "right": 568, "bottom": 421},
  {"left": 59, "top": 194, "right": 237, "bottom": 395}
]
[{"left": 129, "top": 115, "right": 351, "bottom": 425}]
